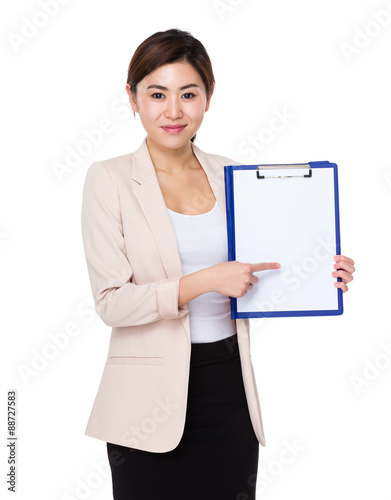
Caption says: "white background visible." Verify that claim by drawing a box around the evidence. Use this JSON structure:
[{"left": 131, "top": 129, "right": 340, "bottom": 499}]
[{"left": 1, "top": 0, "right": 390, "bottom": 498}]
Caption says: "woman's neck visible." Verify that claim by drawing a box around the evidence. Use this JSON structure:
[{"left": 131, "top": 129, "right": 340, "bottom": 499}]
[{"left": 146, "top": 136, "right": 197, "bottom": 174}]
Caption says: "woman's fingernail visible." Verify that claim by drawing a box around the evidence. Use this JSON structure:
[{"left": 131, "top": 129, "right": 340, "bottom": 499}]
[{"left": 275, "top": 263, "right": 281, "bottom": 268}]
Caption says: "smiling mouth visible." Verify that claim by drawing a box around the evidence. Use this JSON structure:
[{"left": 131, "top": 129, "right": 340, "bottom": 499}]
[{"left": 161, "top": 125, "right": 187, "bottom": 133}]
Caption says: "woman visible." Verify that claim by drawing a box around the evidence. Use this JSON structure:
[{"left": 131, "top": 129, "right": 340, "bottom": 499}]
[{"left": 81, "top": 28, "right": 355, "bottom": 499}]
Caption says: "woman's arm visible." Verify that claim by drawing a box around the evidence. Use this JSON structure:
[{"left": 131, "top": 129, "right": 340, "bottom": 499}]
[{"left": 81, "top": 162, "right": 189, "bottom": 328}]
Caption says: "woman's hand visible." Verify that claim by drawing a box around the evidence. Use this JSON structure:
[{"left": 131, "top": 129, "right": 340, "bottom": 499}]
[
  {"left": 178, "top": 261, "right": 281, "bottom": 306},
  {"left": 208, "top": 261, "right": 281, "bottom": 298},
  {"left": 332, "top": 255, "right": 355, "bottom": 293}
]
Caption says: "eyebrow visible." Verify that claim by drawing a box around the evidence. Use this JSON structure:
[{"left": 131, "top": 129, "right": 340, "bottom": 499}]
[{"left": 146, "top": 83, "right": 200, "bottom": 91}]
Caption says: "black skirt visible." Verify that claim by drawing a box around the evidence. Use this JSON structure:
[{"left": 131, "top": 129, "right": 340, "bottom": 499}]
[{"left": 106, "top": 333, "right": 259, "bottom": 499}]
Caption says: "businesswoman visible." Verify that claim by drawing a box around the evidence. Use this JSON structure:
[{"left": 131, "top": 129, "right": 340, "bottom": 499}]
[{"left": 81, "top": 28, "right": 355, "bottom": 500}]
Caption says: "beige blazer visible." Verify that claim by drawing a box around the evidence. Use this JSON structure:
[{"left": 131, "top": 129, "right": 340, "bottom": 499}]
[{"left": 81, "top": 137, "right": 266, "bottom": 452}]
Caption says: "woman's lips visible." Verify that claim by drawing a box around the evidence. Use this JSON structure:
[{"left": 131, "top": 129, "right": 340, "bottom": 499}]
[{"left": 161, "top": 125, "right": 187, "bottom": 134}]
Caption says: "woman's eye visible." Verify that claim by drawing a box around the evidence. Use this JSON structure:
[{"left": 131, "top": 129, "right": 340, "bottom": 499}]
[
  {"left": 182, "top": 93, "right": 195, "bottom": 99},
  {"left": 152, "top": 93, "right": 165, "bottom": 99}
]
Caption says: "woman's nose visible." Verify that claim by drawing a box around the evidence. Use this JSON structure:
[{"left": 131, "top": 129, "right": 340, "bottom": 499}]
[{"left": 164, "top": 97, "right": 183, "bottom": 120}]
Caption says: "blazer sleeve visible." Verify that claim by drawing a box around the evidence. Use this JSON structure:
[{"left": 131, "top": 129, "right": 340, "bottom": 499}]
[{"left": 81, "top": 162, "right": 189, "bottom": 328}]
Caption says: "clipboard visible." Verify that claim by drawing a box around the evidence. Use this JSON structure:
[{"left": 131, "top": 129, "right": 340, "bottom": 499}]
[{"left": 224, "top": 161, "right": 343, "bottom": 319}]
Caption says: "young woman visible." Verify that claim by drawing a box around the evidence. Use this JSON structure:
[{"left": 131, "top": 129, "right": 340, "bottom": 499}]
[{"left": 81, "top": 28, "right": 355, "bottom": 499}]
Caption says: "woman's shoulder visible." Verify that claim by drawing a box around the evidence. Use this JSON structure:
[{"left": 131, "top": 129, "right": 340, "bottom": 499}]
[
  {"left": 82, "top": 152, "right": 138, "bottom": 202},
  {"left": 83, "top": 145, "right": 141, "bottom": 185}
]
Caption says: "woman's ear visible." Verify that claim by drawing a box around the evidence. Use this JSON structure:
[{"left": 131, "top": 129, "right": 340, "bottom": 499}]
[
  {"left": 126, "top": 83, "right": 138, "bottom": 114},
  {"left": 205, "top": 86, "right": 214, "bottom": 112}
]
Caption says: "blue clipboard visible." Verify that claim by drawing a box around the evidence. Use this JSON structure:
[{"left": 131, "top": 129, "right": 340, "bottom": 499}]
[{"left": 224, "top": 161, "right": 343, "bottom": 319}]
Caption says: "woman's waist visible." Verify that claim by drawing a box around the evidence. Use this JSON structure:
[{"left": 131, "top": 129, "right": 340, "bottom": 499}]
[{"left": 190, "top": 333, "right": 239, "bottom": 365}]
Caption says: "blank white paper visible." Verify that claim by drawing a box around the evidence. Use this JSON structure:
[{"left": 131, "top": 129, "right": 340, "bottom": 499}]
[{"left": 232, "top": 166, "right": 339, "bottom": 314}]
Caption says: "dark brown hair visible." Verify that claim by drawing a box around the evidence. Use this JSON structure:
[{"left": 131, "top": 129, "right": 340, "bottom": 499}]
[{"left": 126, "top": 28, "right": 215, "bottom": 143}]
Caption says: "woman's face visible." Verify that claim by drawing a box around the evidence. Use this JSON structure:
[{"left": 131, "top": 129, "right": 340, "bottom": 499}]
[{"left": 126, "top": 61, "right": 213, "bottom": 151}]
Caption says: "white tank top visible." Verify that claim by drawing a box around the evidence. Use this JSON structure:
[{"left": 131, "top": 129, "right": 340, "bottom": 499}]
[{"left": 167, "top": 201, "right": 237, "bottom": 343}]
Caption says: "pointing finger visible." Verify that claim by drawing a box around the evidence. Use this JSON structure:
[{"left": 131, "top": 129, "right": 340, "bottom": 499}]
[{"left": 250, "top": 262, "right": 281, "bottom": 273}]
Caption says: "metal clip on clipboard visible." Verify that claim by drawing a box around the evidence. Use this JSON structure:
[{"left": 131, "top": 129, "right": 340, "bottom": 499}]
[{"left": 256, "top": 163, "right": 312, "bottom": 179}]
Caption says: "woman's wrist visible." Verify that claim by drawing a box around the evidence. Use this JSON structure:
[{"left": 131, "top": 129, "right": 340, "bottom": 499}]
[{"left": 178, "top": 268, "right": 213, "bottom": 306}]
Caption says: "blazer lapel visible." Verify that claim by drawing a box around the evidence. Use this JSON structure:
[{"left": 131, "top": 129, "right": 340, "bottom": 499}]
[
  {"left": 131, "top": 137, "right": 228, "bottom": 280},
  {"left": 132, "top": 139, "right": 182, "bottom": 279}
]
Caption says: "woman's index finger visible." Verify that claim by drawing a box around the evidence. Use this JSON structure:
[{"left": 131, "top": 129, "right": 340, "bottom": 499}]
[{"left": 250, "top": 262, "right": 281, "bottom": 273}]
